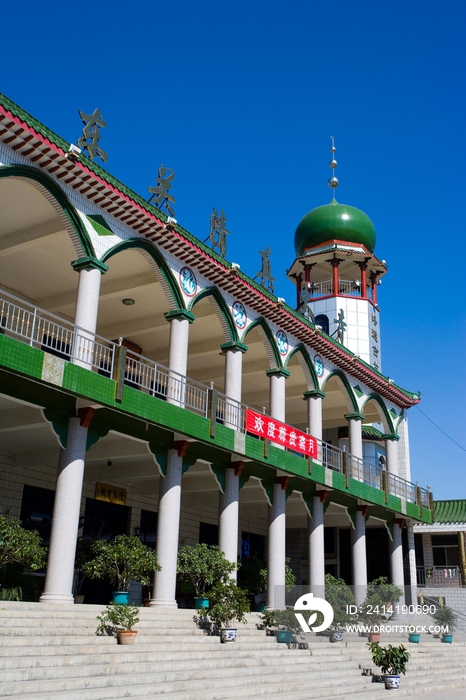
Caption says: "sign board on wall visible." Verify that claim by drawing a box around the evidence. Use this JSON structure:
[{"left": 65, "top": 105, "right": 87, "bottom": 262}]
[
  {"left": 245, "top": 409, "right": 318, "bottom": 459},
  {"left": 95, "top": 483, "right": 127, "bottom": 506}
]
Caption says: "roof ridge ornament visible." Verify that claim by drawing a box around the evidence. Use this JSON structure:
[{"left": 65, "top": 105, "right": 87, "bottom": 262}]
[{"left": 328, "top": 135, "right": 339, "bottom": 199}]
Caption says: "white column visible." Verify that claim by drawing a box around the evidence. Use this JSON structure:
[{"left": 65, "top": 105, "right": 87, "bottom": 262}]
[
  {"left": 397, "top": 411, "right": 411, "bottom": 482},
  {"left": 390, "top": 520, "right": 406, "bottom": 608},
  {"left": 218, "top": 467, "right": 239, "bottom": 580},
  {"left": 266, "top": 369, "right": 288, "bottom": 423},
  {"left": 305, "top": 391, "right": 324, "bottom": 442},
  {"left": 407, "top": 522, "right": 418, "bottom": 606},
  {"left": 351, "top": 508, "right": 368, "bottom": 605},
  {"left": 71, "top": 260, "right": 106, "bottom": 369},
  {"left": 385, "top": 436, "right": 399, "bottom": 477},
  {"left": 164, "top": 310, "right": 194, "bottom": 405},
  {"left": 266, "top": 481, "right": 286, "bottom": 610},
  {"left": 346, "top": 413, "right": 364, "bottom": 479},
  {"left": 40, "top": 417, "right": 87, "bottom": 604},
  {"left": 222, "top": 341, "right": 246, "bottom": 428},
  {"left": 151, "top": 448, "right": 183, "bottom": 608},
  {"left": 308, "top": 494, "right": 325, "bottom": 598}
]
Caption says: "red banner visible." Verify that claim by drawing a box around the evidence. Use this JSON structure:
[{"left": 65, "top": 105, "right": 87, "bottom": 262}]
[{"left": 245, "top": 409, "right": 318, "bottom": 459}]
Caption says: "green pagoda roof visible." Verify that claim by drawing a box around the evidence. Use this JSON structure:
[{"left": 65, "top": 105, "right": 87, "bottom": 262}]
[
  {"left": 433, "top": 500, "right": 466, "bottom": 523},
  {"left": 294, "top": 199, "right": 376, "bottom": 256}
]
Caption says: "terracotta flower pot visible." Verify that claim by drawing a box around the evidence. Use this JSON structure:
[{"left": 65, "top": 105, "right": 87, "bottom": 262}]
[{"left": 117, "top": 630, "right": 137, "bottom": 645}]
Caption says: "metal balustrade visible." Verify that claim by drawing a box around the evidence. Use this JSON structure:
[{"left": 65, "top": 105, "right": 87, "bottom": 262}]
[
  {"left": 417, "top": 566, "right": 462, "bottom": 587},
  {"left": 309, "top": 278, "right": 374, "bottom": 301},
  {"left": 0, "top": 288, "right": 430, "bottom": 508}
]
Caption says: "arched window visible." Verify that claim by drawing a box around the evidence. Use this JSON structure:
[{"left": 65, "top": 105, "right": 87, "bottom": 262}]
[{"left": 315, "top": 314, "right": 329, "bottom": 335}]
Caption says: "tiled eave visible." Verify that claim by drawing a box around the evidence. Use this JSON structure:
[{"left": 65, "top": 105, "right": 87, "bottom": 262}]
[{"left": 0, "top": 99, "right": 418, "bottom": 409}]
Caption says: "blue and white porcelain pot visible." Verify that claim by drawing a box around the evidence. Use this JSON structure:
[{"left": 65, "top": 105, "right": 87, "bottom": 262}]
[
  {"left": 385, "top": 675, "right": 401, "bottom": 689},
  {"left": 221, "top": 628, "right": 237, "bottom": 643}
]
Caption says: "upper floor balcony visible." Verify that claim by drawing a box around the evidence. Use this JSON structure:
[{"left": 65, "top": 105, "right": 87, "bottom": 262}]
[{"left": 0, "top": 288, "right": 431, "bottom": 514}]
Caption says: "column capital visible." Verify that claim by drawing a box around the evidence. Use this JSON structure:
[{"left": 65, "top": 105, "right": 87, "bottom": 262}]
[
  {"left": 265, "top": 367, "right": 290, "bottom": 379},
  {"left": 164, "top": 309, "right": 196, "bottom": 324},
  {"left": 344, "top": 412, "right": 365, "bottom": 422},
  {"left": 303, "top": 389, "right": 325, "bottom": 400},
  {"left": 382, "top": 433, "right": 400, "bottom": 441},
  {"left": 220, "top": 340, "right": 248, "bottom": 354},
  {"left": 71, "top": 256, "right": 108, "bottom": 274}
]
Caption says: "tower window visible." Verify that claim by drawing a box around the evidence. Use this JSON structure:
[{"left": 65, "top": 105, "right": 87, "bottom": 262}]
[{"left": 315, "top": 314, "right": 329, "bottom": 334}]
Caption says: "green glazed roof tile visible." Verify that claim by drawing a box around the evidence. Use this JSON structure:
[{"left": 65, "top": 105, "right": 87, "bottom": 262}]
[{"left": 434, "top": 500, "right": 466, "bottom": 523}]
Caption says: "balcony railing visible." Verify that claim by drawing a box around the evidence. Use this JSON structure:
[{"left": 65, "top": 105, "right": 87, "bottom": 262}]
[
  {"left": 310, "top": 279, "right": 374, "bottom": 301},
  {"left": 0, "top": 288, "right": 430, "bottom": 509},
  {"left": 417, "top": 566, "right": 462, "bottom": 587}
]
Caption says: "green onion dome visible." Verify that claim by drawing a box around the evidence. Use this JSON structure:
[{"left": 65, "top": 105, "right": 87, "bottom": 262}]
[{"left": 294, "top": 199, "right": 376, "bottom": 256}]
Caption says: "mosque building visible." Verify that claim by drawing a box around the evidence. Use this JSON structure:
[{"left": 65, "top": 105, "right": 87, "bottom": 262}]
[{"left": 0, "top": 93, "right": 433, "bottom": 608}]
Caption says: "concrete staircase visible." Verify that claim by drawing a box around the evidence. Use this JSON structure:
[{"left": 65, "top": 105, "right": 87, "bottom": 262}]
[{"left": 1, "top": 602, "right": 466, "bottom": 699}]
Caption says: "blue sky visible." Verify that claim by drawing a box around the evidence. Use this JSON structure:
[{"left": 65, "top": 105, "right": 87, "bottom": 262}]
[{"left": 2, "top": 0, "right": 465, "bottom": 499}]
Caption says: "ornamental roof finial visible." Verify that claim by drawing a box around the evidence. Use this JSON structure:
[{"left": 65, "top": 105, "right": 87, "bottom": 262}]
[{"left": 328, "top": 136, "right": 339, "bottom": 199}]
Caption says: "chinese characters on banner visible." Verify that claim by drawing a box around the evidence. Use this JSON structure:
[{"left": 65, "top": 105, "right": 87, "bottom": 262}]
[{"left": 245, "top": 409, "right": 317, "bottom": 459}]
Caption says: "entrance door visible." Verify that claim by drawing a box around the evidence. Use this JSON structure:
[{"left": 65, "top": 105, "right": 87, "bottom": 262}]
[{"left": 81, "top": 498, "right": 130, "bottom": 604}]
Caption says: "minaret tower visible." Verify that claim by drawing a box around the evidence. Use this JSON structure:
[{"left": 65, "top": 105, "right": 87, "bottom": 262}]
[{"left": 287, "top": 138, "right": 387, "bottom": 369}]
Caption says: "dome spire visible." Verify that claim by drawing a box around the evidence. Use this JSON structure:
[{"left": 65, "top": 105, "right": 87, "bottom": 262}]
[{"left": 328, "top": 136, "right": 339, "bottom": 199}]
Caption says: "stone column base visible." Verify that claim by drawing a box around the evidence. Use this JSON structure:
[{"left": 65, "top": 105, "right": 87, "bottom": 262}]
[
  {"left": 39, "top": 592, "right": 75, "bottom": 604},
  {"left": 149, "top": 599, "right": 178, "bottom": 608}
]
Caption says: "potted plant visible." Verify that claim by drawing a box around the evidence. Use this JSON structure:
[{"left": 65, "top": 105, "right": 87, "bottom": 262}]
[
  {"left": 432, "top": 604, "right": 457, "bottom": 644},
  {"left": 359, "top": 577, "right": 403, "bottom": 642},
  {"left": 96, "top": 603, "right": 140, "bottom": 644},
  {"left": 177, "top": 543, "right": 236, "bottom": 609},
  {"left": 273, "top": 608, "right": 303, "bottom": 644},
  {"left": 325, "top": 574, "right": 356, "bottom": 642},
  {"left": 199, "top": 581, "right": 250, "bottom": 642},
  {"left": 82, "top": 534, "right": 161, "bottom": 604},
  {"left": 368, "top": 641, "right": 410, "bottom": 689}
]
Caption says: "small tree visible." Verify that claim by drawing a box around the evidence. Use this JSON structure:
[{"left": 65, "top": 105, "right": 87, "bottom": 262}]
[
  {"left": 368, "top": 641, "right": 410, "bottom": 676},
  {"left": 177, "top": 544, "right": 236, "bottom": 598},
  {"left": 96, "top": 603, "right": 140, "bottom": 635},
  {"left": 0, "top": 515, "right": 46, "bottom": 570},
  {"left": 325, "top": 574, "right": 356, "bottom": 630},
  {"left": 272, "top": 608, "right": 303, "bottom": 635},
  {"left": 199, "top": 581, "right": 250, "bottom": 628},
  {"left": 82, "top": 535, "right": 161, "bottom": 591},
  {"left": 359, "top": 577, "right": 402, "bottom": 631}
]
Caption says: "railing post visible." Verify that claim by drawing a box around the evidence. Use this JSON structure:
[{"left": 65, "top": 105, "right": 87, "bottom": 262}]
[
  {"left": 30, "top": 307, "right": 38, "bottom": 347},
  {"left": 342, "top": 451, "right": 349, "bottom": 488},
  {"left": 208, "top": 383, "right": 217, "bottom": 438},
  {"left": 415, "top": 486, "right": 422, "bottom": 508},
  {"left": 381, "top": 470, "right": 388, "bottom": 503},
  {"left": 113, "top": 345, "right": 127, "bottom": 402}
]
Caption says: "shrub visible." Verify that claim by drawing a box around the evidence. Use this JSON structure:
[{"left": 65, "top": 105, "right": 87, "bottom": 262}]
[
  {"left": 96, "top": 603, "right": 140, "bottom": 635},
  {"left": 199, "top": 581, "right": 250, "bottom": 628},
  {"left": 0, "top": 515, "right": 46, "bottom": 570},
  {"left": 177, "top": 544, "right": 236, "bottom": 598},
  {"left": 368, "top": 641, "right": 410, "bottom": 676},
  {"left": 82, "top": 535, "right": 161, "bottom": 591}
]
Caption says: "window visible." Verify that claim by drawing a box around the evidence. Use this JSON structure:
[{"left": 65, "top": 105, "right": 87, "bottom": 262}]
[
  {"left": 20, "top": 485, "right": 55, "bottom": 546},
  {"left": 431, "top": 534, "right": 460, "bottom": 567},
  {"left": 241, "top": 531, "right": 265, "bottom": 561},
  {"left": 315, "top": 314, "right": 329, "bottom": 335},
  {"left": 139, "top": 509, "right": 157, "bottom": 548},
  {"left": 199, "top": 522, "right": 218, "bottom": 546}
]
